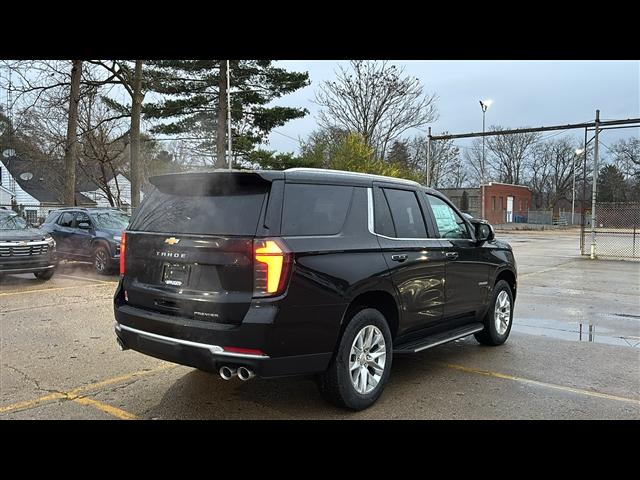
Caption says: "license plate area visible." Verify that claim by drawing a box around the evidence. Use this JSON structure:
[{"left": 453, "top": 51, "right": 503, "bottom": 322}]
[{"left": 162, "top": 263, "right": 190, "bottom": 287}]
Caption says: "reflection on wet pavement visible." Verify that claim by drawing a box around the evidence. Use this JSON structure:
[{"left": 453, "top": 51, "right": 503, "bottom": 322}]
[{"left": 513, "top": 319, "right": 640, "bottom": 348}]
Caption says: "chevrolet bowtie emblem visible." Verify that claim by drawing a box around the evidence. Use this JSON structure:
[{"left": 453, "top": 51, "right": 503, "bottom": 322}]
[{"left": 164, "top": 237, "right": 180, "bottom": 245}]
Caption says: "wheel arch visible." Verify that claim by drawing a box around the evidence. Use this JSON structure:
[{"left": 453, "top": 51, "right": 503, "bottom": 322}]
[
  {"left": 495, "top": 268, "right": 517, "bottom": 301},
  {"left": 340, "top": 289, "right": 400, "bottom": 341}
]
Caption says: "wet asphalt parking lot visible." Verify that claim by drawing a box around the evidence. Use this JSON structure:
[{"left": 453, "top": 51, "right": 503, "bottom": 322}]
[{"left": 1, "top": 229, "right": 638, "bottom": 419}]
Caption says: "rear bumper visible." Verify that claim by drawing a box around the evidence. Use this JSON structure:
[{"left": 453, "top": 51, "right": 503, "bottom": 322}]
[{"left": 114, "top": 320, "right": 332, "bottom": 378}]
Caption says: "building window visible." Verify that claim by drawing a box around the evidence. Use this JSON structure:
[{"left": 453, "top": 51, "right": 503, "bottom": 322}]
[
  {"left": 25, "top": 209, "right": 37, "bottom": 225},
  {"left": 492, "top": 196, "right": 496, "bottom": 211}
]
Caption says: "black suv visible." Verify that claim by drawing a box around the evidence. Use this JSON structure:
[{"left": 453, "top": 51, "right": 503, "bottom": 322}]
[
  {"left": 42, "top": 207, "right": 130, "bottom": 275},
  {"left": 114, "top": 169, "right": 517, "bottom": 410},
  {"left": 0, "top": 209, "right": 58, "bottom": 279}
]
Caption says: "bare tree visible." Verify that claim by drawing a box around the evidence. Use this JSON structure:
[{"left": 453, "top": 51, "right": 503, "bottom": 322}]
[
  {"left": 486, "top": 126, "right": 540, "bottom": 185},
  {"left": 408, "top": 135, "right": 460, "bottom": 188},
  {"left": 63, "top": 60, "right": 82, "bottom": 206},
  {"left": 77, "top": 91, "right": 129, "bottom": 207},
  {"left": 609, "top": 138, "right": 639, "bottom": 179},
  {"left": 528, "top": 137, "right": 589, "bottom": 210},
  {"left": 463, "top": 138, "right": 489, "bottom": 185},
  {"left": 315, "top": 61, "right": 438, "bottom": 158},
  {"left": 130, "top": 60, "right": 143, "bottom": 208}
]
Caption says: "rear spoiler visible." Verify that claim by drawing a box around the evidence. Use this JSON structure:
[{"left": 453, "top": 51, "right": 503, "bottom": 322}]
[{"left": 149, "top": 170, "right": 284, "bottom": 195}]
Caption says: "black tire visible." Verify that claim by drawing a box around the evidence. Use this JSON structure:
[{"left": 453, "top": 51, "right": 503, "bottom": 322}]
[
  {"left": 34, "top": 269, "right": 55, "bottom": 280},
  {"left": 317, "top": 308, "right": 393, "bottom": 411},
  {"left": 474, "top": 279, "right": 514, "bottom": 346},
  {"left": 93, "top": 245, "right": 113, "bottom": 275}
]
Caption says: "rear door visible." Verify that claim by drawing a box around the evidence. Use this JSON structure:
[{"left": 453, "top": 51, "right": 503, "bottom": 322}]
[
  {"left": 69, "top": 211, "right": 93, "bottom": 258},
  {"left": 423, "top": 193, "right": 490, "bottom": 321},
  {"left": 52, "top": 211, "right": 76, "bottom": 255},
  {"left": 372, "top": 184, "right": 445, "bottom": 334},
  {"left": 123, "top": 173, "right": 273, "bottom": 325}
]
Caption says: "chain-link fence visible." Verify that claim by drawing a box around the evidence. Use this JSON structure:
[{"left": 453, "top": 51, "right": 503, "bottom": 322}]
[{"left": 581, "top": 202, "right": 640, "bottom": 260}]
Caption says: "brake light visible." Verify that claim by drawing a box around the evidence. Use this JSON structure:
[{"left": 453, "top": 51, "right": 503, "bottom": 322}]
[
  {"left": 119, "top": 231, "right": 126, "bottom": 276},
  {"left": 253, "top": 238, "right": 291, "bottom": 297}
]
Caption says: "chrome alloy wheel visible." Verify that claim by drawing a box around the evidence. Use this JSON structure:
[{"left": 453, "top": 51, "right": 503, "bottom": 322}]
[
  {"left": 95, "top": 250, "right": 108, "bottom": 273},
  {"left": 349, "top": 325, "right": 387, "bottom": 395},
  {"left": 494, "top": 290, "right": 511, "bottom": 335}
]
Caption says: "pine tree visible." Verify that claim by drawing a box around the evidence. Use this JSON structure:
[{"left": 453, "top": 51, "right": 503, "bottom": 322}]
[{"left": 144, "top": 61, "right": 310, "bottom": 167}]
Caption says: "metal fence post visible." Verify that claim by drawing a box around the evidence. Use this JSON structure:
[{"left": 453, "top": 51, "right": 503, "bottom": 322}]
[{"left": 590, "top": 110, "right": 600, "bottom": 259}]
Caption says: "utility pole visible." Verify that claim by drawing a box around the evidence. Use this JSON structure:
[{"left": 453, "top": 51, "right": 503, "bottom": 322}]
[
  {"left": 227, "top": 60, "right": 232, "bottom": 170},
  {"left": 130, "top": 60, "right": 143, "bottom": 210},
  {"left": 216, "top": 61, "right": 228, "bottom": 168},
  {"left": 426, "top": 127, "right": 431, "bottom": 187},
  {"left": 590, "top": 110, "right": 600, "bottom": 259}
]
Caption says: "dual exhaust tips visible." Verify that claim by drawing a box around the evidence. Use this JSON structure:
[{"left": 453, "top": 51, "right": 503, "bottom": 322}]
[{"left": 219, "top": 366, "right": 255, "bottom": 381}]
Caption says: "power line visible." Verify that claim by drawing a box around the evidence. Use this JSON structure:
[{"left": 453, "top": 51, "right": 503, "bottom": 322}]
[{"left": 430, "top": 117, "right": 640, "bottom": 141}]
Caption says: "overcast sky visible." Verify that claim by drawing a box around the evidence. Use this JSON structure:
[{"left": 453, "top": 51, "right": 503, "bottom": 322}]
[{"left": 264, "top": 60, "right": 640, "bottom": 155}]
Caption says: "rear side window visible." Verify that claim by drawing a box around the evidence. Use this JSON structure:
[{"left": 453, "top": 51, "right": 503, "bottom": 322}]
[
  {"left": 75, "top": 212, "right": 91, "bottom": 227},
  {"left": 383, "top": 188, "right": 427, "bottom": 238},
  {"left": 282, "top": 184, "right": 353, "bottom": 236},
  {"left": 57, "top": 212, "right": 75, "bottom": 227},
  {"left": 130, "top": 186, "right": 268, "bottom": 236}
]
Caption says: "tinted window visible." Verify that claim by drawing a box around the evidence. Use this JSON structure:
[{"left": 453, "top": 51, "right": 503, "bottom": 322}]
[
  {"left": 282, "top": 184, "right": 353, "bottom": 236},
  {"left": 75, "top": 212, "right": 91, "bottom": 227},
  {"left": 130, "top": 186, "right": 267, "bottom": 236},
  {"left": 426, "top": 194, "right": 470, "bottom": 239},
  {"left": 373, "top": 187, "right": 395, "bottom": 237},
  {"left": 383, "top": 188, "right": 427, "bottom": 238},
  {"left": 57, "top": 212, "right": 75, "bottom": 227},
  {"left": 91, "top": 211, "right": 129, "bottom": 230},
  {"left": 44, "top": 211, "right": 60, "bottom": 224}
]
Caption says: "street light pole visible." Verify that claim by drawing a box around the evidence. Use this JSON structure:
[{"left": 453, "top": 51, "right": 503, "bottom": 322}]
[{"left": 479, "top": 99, "right": 492, "bottom": 219}]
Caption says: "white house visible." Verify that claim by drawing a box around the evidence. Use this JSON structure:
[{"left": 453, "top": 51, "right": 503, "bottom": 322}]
[
  {"left": 0, "top": 184, "right": 14, "bottom": 207},
  {"left": 1, "top": 153, "right": 142, "bottom": 223},
  {"left": 79, "top": 173, "right": 140, "bottom": 212}
]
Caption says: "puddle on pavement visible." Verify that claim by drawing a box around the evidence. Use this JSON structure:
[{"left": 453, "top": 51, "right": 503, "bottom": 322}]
[{"left": 512, "top": 318, "right": 640, "bottom": 349}]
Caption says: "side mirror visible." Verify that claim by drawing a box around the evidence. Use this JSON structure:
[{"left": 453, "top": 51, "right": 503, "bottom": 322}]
[
  {"left": 472, "top": 220, "right": 494, "bottom": 242},
  {"left": 78, "top": 222, "right": 91, "bottom": 230}
]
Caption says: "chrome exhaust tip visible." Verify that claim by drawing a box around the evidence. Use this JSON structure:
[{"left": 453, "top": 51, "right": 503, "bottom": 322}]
[
  {"left": 219, "top": 366, "right": 237, "bottom": 380},
  {"left": 116, "top": 337, "right": 128, "bottom": 351},
  {"left": 237, "top": 367, "right": 255, "bottom": 381}
]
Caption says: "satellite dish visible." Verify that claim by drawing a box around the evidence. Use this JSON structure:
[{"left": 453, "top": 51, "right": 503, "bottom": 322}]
[
  {"left": 2, "top": 148, "right": 16, "bottom": 158},
  {"left": 20, "top": 172, "right": 34, "bottom": 181}
]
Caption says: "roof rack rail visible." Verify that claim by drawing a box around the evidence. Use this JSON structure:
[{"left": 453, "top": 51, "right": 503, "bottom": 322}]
[{"left": 284, "top": 168, "right": 421, "bottom": 186}]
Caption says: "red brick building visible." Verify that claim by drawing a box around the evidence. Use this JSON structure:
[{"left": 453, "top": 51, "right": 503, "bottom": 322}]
[
  {"left": 439, "top": 182, "right": 533, "bottom": 225},
  {"left": 482, "top": 182, "right": 532, "bottom": 225}
]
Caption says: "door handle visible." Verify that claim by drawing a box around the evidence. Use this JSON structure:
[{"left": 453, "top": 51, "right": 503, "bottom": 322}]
[
  {"left": 391, "top": 254, "right": 408, "bottom": 262},
  {"left": 445, "top": 252, "right": 459, "bottom": 260}
]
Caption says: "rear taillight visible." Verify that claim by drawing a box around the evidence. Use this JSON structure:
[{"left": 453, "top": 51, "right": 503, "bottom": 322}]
[
  {"left": 119, "top": 231, "right": 126, "bottom": 276},
  {"left": 253, "top": 238, "right": 291, "bottom": 298}
]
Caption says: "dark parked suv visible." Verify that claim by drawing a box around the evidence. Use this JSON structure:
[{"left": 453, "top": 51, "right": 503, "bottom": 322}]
[
  {"left": 114, "top": 169, "right": 517, "bottom": 410},
  {"left": 42, "top": 207, "right": 130, "bottom": 274}
]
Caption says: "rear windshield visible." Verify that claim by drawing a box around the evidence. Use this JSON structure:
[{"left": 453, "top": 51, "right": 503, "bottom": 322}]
[{"left": 130, "top": 186, "right": 268, "bottom": 236}]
